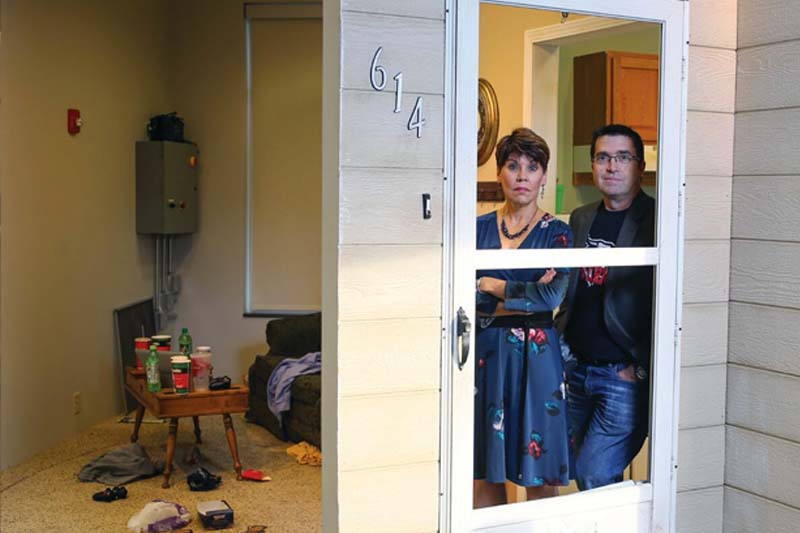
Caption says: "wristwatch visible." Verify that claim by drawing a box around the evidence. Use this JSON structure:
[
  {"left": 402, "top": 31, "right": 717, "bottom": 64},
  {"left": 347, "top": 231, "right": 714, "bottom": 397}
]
[{"left": 635, "top": 365, "right": 648, "bottom": 381}]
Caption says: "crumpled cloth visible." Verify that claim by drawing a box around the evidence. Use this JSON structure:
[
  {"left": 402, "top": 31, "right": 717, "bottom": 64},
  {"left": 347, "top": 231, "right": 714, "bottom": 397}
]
[
  {"left": 286, "top": 441, "right": 322, "bottom": 466},
  {"left": 78, "top": 443, "right": 164, "bottom": 485},
  {"left": 267, "top": 351, "right": 321, "bottom": 422}
]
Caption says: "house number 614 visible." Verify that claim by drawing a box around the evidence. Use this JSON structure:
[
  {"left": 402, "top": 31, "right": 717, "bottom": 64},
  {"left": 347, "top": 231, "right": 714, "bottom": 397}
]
[{"left": 369, "top": 47, "right": 426, "bottom": 139}]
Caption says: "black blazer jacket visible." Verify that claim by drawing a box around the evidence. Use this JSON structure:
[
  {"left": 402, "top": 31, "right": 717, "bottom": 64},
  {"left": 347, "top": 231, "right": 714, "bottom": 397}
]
[{"left": 555, "top": 190, "right": 656, "bottom": 372}]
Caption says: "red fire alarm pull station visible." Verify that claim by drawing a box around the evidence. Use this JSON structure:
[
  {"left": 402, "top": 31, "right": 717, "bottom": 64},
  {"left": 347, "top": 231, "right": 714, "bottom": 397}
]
[{"left": 67, "top": 109, "right": 82, "bottom": 135}]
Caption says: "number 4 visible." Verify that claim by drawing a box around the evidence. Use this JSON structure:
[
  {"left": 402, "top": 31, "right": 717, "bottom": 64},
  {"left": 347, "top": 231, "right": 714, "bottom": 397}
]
[{"left": 407, "top": 97, "right": 425, "bottom": 138}]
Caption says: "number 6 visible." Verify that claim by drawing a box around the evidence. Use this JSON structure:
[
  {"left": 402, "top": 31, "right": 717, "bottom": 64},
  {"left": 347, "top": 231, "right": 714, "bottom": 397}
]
[{"left": 369, "top": 47, "right": 387, "bottom": 91}]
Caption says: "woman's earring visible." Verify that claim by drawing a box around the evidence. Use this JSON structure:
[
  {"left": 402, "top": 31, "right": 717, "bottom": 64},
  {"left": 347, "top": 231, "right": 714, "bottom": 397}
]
[{"left": 540, "top": 185, "right": 546, "bottom": 199}]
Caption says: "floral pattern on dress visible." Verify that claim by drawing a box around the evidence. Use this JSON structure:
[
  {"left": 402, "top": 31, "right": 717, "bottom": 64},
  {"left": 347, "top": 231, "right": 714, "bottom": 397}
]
[
  {"left": 553, "top": 233, "right": 569, "bottom": 247},
  {"left": 528, "top": 431, "right": 546, "bottom": 459},
  {"left": 491, "top": 405, "right": 505, "bottom": 441},
  {"left": 507, "top": 327, "right": 548, "bottom": 355}
]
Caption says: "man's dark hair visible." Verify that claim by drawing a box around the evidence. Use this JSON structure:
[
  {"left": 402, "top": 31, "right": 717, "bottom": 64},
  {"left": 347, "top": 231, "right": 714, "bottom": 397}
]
[
  {"left": 590, "top": 124, "right": 645, "bottom": 163},
  {"left": 495, "top": 127, "right": 550, "bottom": 172}
]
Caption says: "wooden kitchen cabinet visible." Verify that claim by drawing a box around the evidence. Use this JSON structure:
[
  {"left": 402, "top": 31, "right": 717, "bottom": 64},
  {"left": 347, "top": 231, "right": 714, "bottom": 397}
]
[{"left": 573, "top": 50, "right": 659, "bottom": 145}]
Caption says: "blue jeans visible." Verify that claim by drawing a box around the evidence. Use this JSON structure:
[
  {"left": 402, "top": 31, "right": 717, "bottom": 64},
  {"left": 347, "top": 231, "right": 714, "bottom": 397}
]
[{"left": 567, "top": 362, "right": 649, "bottom": 490}]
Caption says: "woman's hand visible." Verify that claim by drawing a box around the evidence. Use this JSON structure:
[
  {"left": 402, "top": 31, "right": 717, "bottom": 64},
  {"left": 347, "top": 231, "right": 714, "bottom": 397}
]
[
  {"left": 537, "top": 268, "right": 557, "bottom": 284},
  {"left": 477, "top": 276, "right": 506, "bottom": 299}
]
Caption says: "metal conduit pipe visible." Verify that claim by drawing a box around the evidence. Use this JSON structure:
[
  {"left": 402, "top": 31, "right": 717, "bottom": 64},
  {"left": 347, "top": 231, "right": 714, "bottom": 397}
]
[{"left": 154, "top": 235, "right": 162, "bottom": 330}]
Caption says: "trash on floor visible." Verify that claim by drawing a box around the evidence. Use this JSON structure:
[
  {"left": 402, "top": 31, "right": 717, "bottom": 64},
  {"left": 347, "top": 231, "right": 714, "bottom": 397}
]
[
  {"left": 127, "top": 499, "right": 191, "bottom": 533},
  {"left": 241, "top": 469, "right": 272, "bottom": 482},
  {"left": 286, "top": 441, "right": 322, "bottom": 466},
  {"left": 197, "top": 499, "right": 234, "bottom": 530}
]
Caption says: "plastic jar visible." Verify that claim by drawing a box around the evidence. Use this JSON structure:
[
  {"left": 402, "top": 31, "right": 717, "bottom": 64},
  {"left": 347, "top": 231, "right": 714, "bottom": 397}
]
[{"left": 192, "top": 346, "right": 213, "bottom": 391}]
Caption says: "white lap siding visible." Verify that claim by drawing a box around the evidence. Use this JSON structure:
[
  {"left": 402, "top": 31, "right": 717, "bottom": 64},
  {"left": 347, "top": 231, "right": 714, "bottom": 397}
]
[
  {"left": 677, "top": 1, "right": 738, "bottom": 531},
  {"left": 327, "top": 2, "right": 445, "bottom": 531},
  {"left": 726, "top": 0, "right": 800, "bottom": 530}
]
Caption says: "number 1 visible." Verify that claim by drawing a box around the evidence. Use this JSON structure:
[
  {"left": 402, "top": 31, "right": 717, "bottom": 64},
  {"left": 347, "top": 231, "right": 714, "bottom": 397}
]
[{"left": 393, "top": 72, "right": 403, "bottom": 113}]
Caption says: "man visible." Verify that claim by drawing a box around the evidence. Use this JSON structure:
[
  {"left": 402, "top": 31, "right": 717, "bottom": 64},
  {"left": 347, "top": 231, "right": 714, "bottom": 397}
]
[{"left": 555, "top": 124, "right": 655, "bottom": 490}]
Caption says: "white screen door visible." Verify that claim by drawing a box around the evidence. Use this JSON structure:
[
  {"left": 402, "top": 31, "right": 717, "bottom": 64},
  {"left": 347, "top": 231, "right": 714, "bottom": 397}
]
[{"left": 443, "top": 1, "right": 687, "bottom": 531}]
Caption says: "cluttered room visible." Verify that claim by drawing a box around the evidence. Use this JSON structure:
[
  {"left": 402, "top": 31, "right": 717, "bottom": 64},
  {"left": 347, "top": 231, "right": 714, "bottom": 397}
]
[{"left": 1, "top": 2, "right": 323, "bottom": 531}]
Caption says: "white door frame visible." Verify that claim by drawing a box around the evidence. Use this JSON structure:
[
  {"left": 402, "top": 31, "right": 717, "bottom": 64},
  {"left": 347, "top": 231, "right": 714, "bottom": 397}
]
[
  {"left": 521, "top": 16, "right": 649, "bottom": 214},
  {"left": 443, "top": 0, "right": 688, "bottom": 531}
]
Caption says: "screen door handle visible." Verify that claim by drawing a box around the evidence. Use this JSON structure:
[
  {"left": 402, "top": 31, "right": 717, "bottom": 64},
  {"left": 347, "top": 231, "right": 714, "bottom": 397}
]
[{"left": 456, "top": 307, "right": 471, "bottom": 370}]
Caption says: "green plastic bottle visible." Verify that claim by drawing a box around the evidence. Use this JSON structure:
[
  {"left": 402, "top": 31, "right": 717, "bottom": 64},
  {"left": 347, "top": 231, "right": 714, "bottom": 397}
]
[
  {"left": 178, "top": 327, "right": 193, "bottom": 356},
  {"left": 146, "top": 344, "right": 162, "bottom": 393}
]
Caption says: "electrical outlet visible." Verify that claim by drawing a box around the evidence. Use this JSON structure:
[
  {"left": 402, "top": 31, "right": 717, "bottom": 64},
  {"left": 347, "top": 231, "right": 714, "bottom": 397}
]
[{"left": 73, "top": 391, "right": 81, "bottom": 415}]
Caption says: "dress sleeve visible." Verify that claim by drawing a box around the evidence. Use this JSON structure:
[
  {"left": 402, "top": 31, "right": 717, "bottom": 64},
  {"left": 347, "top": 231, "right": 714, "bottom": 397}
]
[
  {"left": 476, "top": 290, "right": 500, "bottom": 314},
  {"left": 502, "top": 223, "right": 574, "bottom": 313}
]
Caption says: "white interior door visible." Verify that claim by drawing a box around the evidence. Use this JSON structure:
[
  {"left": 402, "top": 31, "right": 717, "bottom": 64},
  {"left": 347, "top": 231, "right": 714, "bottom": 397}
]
[{"left": 444, "top": 1, "right": 687, "bottom": 531}]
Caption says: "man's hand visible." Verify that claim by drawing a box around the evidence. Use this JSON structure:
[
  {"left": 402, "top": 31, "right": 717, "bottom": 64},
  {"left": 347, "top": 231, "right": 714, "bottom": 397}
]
[{"left": 617, "top": 364, "right": 638, "bottom": 383}]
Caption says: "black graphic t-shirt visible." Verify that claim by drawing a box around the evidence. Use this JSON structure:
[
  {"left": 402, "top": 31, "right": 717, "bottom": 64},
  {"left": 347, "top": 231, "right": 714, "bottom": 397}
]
[{"left": 565, "top": 204, "right": 628, "bottom": 363}]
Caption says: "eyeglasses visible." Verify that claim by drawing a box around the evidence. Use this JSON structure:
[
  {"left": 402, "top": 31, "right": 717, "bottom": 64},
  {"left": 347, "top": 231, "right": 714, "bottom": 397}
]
[{"left": 592, "top": 153, "right": 639, "bottom": 165}]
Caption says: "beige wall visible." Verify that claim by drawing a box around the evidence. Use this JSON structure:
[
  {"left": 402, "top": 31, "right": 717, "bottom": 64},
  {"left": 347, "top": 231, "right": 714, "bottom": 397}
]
[
  {"left": 726, "top": 0, "right": 800, "bottom": 530},
  {"left": 164, "top": 0, "right": 266, "bottom": 382},
  {"left": 478, "top": 5, "right": 565, "bottom": 182},
  {"left": 0, "top": 0, "right": 171, "bottom": 468},
  {"left": 0, "top": 0, "right": 317, "bottom": 469}
]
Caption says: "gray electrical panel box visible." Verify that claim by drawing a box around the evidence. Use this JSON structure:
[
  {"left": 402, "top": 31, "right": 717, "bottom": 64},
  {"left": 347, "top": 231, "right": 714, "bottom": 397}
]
[{"left": 136, "top": 141, "right": 198, "bottom": 234}]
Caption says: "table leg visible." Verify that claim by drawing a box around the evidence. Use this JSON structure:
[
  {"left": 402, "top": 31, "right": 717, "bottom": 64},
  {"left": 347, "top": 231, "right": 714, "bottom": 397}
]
[
  {"left": 163, "top": 418, "right": 179, "bottom": 488},
  {"left": 222, "top": 413, "right": 243, "bottom": 480},
  {"left": 130, "top": 405, "right": 145, "bottom": 443},
  {"left": 192, "top": 416, "right": 202, "bottom": 444}
]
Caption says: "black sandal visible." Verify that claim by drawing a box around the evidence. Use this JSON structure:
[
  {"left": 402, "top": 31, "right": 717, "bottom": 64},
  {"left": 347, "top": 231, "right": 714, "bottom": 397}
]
[
  {"left": 92, "top": 485, "right": 128, "bottom": 502},
  {"left": 187, "top": 467, "right": 222, "bottom": 491}
]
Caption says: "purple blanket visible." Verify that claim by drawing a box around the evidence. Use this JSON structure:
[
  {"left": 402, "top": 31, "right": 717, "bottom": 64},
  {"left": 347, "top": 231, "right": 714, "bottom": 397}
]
[{"left": 267, "top": 351, "right": 321, "bottom": 422}]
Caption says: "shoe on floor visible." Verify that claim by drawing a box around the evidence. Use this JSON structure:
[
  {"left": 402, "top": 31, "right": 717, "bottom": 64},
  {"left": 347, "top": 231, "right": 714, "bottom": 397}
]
[
  {"left": 92, "top": 485, "right": 127, "bottom": 502},
  {"left": 187, "top": 467, "right": 221, "bottom": 491}
]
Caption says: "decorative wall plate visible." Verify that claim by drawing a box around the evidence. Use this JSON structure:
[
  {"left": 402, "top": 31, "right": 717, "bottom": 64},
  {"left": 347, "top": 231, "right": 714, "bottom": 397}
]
[{"left": 477, "top": 78, "right": 500, "bottom": 166}]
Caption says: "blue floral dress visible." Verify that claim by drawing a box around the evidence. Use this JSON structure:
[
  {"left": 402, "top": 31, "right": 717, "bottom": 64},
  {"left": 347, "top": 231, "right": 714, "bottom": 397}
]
[{"left": 474, "top": 211, "right": 573, "bottom": 487}]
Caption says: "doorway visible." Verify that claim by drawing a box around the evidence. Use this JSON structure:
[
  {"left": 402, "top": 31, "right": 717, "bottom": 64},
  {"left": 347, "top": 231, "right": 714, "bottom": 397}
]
[{"left": 443, "top": 0, "right": 687, "bottom": 531}]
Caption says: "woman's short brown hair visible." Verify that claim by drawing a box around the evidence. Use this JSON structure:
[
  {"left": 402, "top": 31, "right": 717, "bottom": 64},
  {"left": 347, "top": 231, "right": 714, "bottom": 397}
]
[{"left": 495, "top": 127, "right": 550, "bottom": 173}]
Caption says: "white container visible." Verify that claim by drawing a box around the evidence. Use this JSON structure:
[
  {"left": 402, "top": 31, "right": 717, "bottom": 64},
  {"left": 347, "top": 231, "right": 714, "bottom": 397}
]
[{"left": 192, "top": 346, "right": 213, "bottom": 391}]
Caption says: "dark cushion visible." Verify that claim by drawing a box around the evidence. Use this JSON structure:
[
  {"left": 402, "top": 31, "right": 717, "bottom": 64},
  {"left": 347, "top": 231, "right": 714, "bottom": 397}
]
[{"left": 265, "top": 312, "right": 321, "bottom": 356}]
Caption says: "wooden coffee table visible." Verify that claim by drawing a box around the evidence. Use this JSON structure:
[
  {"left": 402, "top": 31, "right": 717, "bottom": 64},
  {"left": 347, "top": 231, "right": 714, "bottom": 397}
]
[{"left": 125, "top": 367, "right": 250, "bottom": 488}]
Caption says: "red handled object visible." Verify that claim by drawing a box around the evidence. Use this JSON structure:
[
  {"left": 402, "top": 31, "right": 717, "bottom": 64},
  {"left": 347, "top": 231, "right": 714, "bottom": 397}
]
[{"left": 241, "top": 469, "right": 271, "bottom": 482}]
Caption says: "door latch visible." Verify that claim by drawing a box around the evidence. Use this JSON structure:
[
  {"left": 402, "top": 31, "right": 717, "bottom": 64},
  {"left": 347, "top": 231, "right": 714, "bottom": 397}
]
[{"left": 456, "top": 307, "right": 471, "bottom": 370}]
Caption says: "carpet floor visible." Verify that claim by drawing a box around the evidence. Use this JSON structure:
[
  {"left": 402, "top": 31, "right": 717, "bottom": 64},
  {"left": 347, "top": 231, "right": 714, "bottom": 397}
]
[{"left": 0, "top": 414, "right": 321, "bottom": 532}]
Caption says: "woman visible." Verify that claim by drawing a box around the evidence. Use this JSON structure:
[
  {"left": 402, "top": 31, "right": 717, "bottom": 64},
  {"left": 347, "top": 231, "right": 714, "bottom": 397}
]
[{"left": 473, "top": 127, "right": 573, "bottom": 508}]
